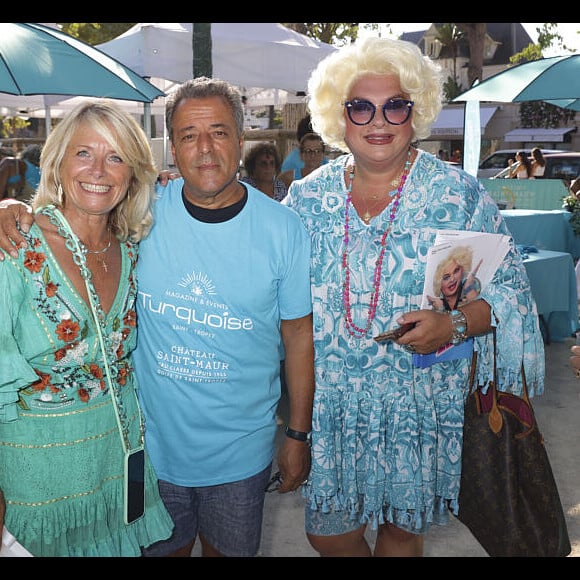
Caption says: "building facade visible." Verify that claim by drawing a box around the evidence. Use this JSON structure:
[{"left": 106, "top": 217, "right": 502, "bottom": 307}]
[{"left": 400, "top": 23, "right": 579, "bottom": 159}]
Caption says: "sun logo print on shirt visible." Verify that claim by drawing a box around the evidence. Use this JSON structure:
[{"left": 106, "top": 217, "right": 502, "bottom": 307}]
[{"left": 178, "top": 271, "right": 217, "bottom": 298}]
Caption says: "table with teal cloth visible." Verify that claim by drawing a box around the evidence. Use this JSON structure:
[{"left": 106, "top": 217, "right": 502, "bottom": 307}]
[
  {"left": 500, "top": 209, "right": 580, "bottom": 259},
  {"left": 522, "top": 249, "right": 579, "bottom": 342}
]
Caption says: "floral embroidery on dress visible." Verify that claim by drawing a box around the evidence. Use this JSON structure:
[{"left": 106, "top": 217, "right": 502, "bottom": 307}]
[{"left": 16, "top": 228, "right": 137, "bottom": 411}]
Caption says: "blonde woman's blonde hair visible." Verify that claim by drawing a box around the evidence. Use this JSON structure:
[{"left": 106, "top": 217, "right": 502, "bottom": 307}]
[
  {"left": 307, "top": 36, "right": 443, "bottom": 152},
  {"left": 33, "top": 98, "right": 158, "bottom": 243}
]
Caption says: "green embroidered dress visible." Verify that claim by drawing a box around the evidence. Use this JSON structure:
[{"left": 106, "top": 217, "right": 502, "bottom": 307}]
[{"left": 0, "top": 206, "right": 173, "bottom": 557}]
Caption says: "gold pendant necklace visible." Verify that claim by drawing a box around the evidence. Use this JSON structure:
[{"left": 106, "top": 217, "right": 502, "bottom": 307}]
[
  {"left": 81, "top": 234, "right": 112, "bottom": 272},
  {"left": 353, "top": 154, "right": 412, "bottom": 225},
  {"left": 92, "top": 253, "right": 109, "bottom": 273},
  {"left": 360, "top": 196, "right": 384, "bottom": 225},
  {"left": 389, "top": 167, "right": 406, "bottom": 189}
]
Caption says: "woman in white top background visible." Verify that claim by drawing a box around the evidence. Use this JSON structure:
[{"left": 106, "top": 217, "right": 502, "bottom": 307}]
[
  {"left": 530, "top": 147, "right": 546, "bottom": 178},
  {"left": 508, "top": 151, "right": 532, "bottom": 179}
]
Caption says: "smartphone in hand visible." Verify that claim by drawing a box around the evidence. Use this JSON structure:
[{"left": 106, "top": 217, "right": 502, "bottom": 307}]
[{"left": 373, "top": 322, "right": 415, "bottom": 343}]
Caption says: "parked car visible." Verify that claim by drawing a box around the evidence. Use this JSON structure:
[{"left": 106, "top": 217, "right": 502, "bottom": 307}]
[
  {"left": 542, "top": 153, "right": 580, "bottom": 184},
  {"left": 489, "top": 152, "right": 580, "bottom": 184},
  {"left": 477, "top": 148, "right": 565, "bottom": 179}
]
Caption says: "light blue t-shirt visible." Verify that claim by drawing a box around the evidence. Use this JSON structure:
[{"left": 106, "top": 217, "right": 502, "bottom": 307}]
[
  {"left": 280, "top": 147, "right": 303, "bottom": 173},
  {"left": 23, "top": 159, "right": 40, "bottom": 189},
  {"left": 7, "top": 159, "right": 41, "bottom": 188},
  {"left": 133, "top": 181, "right": 312, "bottom": 486},
  {"left": 281, "top": 147, "right": 329, "bottom": 173}
]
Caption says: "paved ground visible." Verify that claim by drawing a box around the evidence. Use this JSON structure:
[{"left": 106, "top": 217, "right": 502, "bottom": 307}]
[{"left": 193, "top": 337, "right": 580, "bottom": 557}]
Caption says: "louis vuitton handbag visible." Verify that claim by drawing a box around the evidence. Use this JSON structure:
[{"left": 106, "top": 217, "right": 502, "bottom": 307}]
[{"left": 456, "top": 331, "right": 571, "bottom": 557}]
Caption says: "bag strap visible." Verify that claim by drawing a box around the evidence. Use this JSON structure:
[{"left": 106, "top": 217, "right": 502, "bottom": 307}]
[
  {"left": 486, "top": 329, "right": 503, "bottom": 433},
  {"left": 468, "top": 350, "right": 478, "bottom": 389}
]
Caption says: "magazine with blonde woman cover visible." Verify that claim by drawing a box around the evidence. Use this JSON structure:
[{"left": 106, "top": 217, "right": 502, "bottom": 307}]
[{"left": 413, "top": 230, "right": 510, "bottom": 368}]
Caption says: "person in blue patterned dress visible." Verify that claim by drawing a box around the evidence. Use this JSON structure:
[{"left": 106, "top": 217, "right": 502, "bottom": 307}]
[{"left": 282, "top": 36, "right": 545, "bottom": 557}]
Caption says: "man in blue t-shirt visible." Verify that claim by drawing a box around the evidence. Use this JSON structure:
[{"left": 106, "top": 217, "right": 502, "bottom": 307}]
[{"left": 135, "top": 78, "right": 314, "bottom": 558}]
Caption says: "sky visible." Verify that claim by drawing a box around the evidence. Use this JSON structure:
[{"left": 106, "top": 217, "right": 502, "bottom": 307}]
[{"left": 360, "top": 23, "right": 579, "bottom": 57}]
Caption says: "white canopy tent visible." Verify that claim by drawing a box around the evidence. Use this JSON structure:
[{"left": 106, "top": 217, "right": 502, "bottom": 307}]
[
  {"left": 0, "top": 78, "right": 305, "bottom": 167},
  {"left": 0, "top": 81, "right": 171, "bottom": 144},
  {"left": 96, "top": 23, "right": 336, "bottom": 93},
  {"left": 0, "top": 93, "right": 57, "bottom": 136},
  {"left": 0, "top": 80, "right": 303, "bottom": 123},
  {"left": 96, "top": 23, "right": 335, "bottom": 166}
]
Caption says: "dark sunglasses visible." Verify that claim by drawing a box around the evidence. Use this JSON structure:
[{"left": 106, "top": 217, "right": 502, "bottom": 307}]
[{"left": 344, "top": 98, "right": 414, "bottom": 126}]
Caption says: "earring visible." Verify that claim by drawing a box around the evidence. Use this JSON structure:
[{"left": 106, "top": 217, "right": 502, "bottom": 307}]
[{"left": 57, "top": 184, "right": 63, "bottom": 205}]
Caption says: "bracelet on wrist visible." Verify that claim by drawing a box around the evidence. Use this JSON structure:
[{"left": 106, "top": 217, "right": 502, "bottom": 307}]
[
  {"left": 449, "top": 309, "right": 468, "bottom": 345},
  {"left": 285, "top": 427, "right": 311, "bottom": 445}
]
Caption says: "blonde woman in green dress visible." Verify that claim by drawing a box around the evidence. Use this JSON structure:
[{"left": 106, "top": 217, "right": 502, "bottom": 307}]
[{"left": 0, "top": 100, "right": 173, "bottom": 556}]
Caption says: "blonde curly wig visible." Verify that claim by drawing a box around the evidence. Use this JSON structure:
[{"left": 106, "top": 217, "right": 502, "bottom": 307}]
[{"left": 307, "top": 36, "right": 444, "bottom": 152}]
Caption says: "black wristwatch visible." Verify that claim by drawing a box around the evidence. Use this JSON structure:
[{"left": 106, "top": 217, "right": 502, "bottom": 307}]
[{"left": 285, "top": 427, "right": 312, "bottom": 446}]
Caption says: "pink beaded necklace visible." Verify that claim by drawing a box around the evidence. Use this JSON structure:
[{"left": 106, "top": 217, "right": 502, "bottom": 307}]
[{"left": 342, "top": 148, "right": 412, "bottom": 339}]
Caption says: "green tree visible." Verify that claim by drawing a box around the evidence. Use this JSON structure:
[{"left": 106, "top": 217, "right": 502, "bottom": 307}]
[
  {"left": 455, "top": 23, "right": 487, "bottom": 86},
  {"left": 510, "top": 23, "right": 575, "bottom": 129},
  {"left": 437, "top": 24, "right": 464, "bottom": 83},
  {"left": 282, "top": 23, "right": 359, "bottom": 45},
  {"left": 436, "top": 24, "right": 464, "bottom": 101},
  {"left": 58, "top": 23, "right": 134, "bottom": 44},
  {"left": 512, "top": 23, "right": 568, "bottom": 62},
  {"left": 1, "top": 116, "right": 30, "bottom": 139}
]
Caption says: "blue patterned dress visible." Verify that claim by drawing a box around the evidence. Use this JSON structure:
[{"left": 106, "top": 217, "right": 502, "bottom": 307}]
[{"left": 283, "top": 150, "right": 545, "bottom": 534}]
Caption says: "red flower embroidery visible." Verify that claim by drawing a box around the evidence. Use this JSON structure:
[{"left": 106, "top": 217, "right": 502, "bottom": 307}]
[
  {"left": 123, "top": 310, "right": 136, "bottom": 327},
  {"left": 54, "top": 348, "right": 67, "bottom": 361},
  {"left": 46, "top": 282, "right": 58, "bottom": 297},
  {"left": 89, "top": 364, "right": 103, "bottom": 379},
  {"left": 31, "top": 371, "right": 52, "bottom": 392},
  {"left": 22, "top": 235, "right": 139, "bottom": 407},
  {"left": 56, "top": 319, "right": 80, "bottom": 343},
  {"left": 24, "top": 250, "right": 46, "bottom": 273},
  {"left": 117, "top": 367, "right": 128, "bottom": 386}
]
